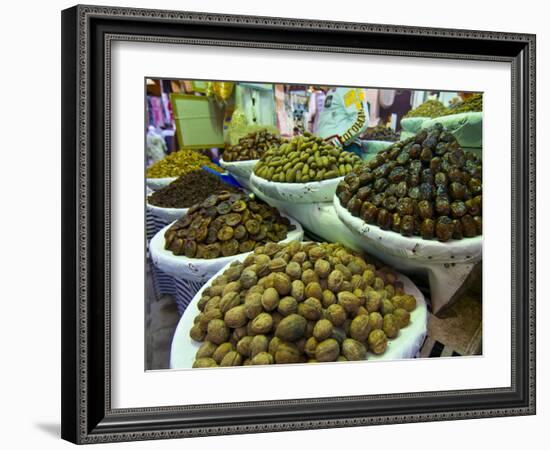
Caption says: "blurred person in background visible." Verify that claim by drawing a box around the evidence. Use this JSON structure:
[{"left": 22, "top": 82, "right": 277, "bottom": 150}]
[{"left": 315, "top": 86, "right": 369, "bottom": 156}]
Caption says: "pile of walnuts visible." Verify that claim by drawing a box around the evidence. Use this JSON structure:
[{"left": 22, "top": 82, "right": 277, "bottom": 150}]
[{"left": 189, "top": 242, "right": 417, "bottom": 367}]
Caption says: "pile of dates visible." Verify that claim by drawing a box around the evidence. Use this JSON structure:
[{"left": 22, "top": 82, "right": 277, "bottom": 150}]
[
  {"left": 363, "top": 125, "right": 400, "bottom": 142},
  {"left": 336, "top": 124, "right": 482, "bottom": 242},
  {"left": 164, "top": 191, "right": 293, "bottom": 258},
  {"left": 189, "top": 242, "right": 417, "bottom": 367},
  {"left": 253, "top": 132, "right": 362, "bottom": 183},
  {"left": 222, "top": 130, "right": 282, "bottom": 162}
]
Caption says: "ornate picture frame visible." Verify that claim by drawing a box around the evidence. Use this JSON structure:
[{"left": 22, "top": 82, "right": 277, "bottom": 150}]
[{"left": 61, "top": 4, "right": 536, "bottom": 444}]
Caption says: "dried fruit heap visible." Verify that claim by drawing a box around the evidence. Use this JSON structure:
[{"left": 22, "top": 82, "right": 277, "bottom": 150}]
[
  {"left": 404, "top": 100, "right": 449, "bottom": 119},
  {"left": 449, "top": 93, "right": 483, "bottom": 114},
  {"left": 222, "top": 130, "right": 282, "bottom": 162},
  {"left": 336, "top": 124, "right": 482, "bottom": 242},
  {"left": 146, "top": 149, "right": 223, "bottom": 178},
  {"left": 189, "top": 242, "right": 417, "bottom": 367},
  {"left": 148, "top": 170, "right": 239, "bottom": 208},
  {"left": 253, "top": 132, "right": 362, "bottom": 183},
  {"left": 363, "top": 125, "right": 400, "bottom": 142},
  {"left": 164, "top": 192, "right": 293, "bottom": 259}
]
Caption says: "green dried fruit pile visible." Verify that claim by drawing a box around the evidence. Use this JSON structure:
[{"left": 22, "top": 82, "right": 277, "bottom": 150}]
[
  {"left": 146, "top": 149, "right": 223, "bottom": 178},
  {"left": 253, "top": 132, "right": 362, "bottom": 183},
  {"left": 404, "top": 100, "right": 449, "bottom": 119},
  {"left": 189, "top": 242, "right": 417, "bottom": 367},
  {"left": 148, "top": 170, "right": 239, "bottom": 208},
  {"left": 336, "top": 124, "right": 482, "bottom": 242},
  {"left": 449, "top": 93, "right": 483, "bottom": 114},
  {"left": 222, "top": 130, "right": 282, "bottom": 162},
  {"left": 164, "top": 191, "right": 293, "bottom": 259},
  {"left": 363, "top": 125, "right": 400, "bottom": 142}
]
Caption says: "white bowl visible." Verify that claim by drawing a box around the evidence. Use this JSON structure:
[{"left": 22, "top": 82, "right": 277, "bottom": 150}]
[
  {"left": 250, "top": 172, "right": 344, "bottom": 204},
  {"left": 333, "top": 196, "right": 482, "bottom": 265},
  {"left": 218, "top": 158, "right": 259, "bottom": 190},
  {"left": 145, "top": 177, "right": 178, "bottom": 191},
  {"left": 146, "top": 201, "right": 188, "bottom": 223},
  {"left": 169, "top": 261, "right": 428, "bottom": 369},
  {"left": 149, "top": 215, "right": 304, "bottom": 282}
]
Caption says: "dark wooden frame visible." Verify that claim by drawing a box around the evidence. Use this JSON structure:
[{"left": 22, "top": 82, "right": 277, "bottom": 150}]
[{"left": 61, "top": 4, "right": 536, "bottom": 444}]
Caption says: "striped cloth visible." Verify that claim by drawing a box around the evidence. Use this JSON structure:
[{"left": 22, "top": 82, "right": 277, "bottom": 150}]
[
  {"left": 146, "top": 208, "right": 204, "bottom": 315},
  {"left": 146, "top": 210, "right": 176, "bottom": 298}
]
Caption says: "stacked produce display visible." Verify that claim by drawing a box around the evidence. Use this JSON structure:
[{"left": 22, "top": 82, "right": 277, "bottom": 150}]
[
  {"left": 403, "top": 100, "right": 449, "bottom": 119},
  {"left": 148, "top": 170, "right": 239, "bottom": 208},
  {"left": 363, "top": 125, "right": 400, "bottom": 142},
  {"left": 222, "top": 130, "right": 282, "bottom": 162},
  {"left": 164, "top": 192, "right": 295, "bottom": 258},
  {"left": 146, "top": 148, "right": 223, "bottom": 178},
  {"left": 336, "top": 124, "right": 482, "bottom": 242},
  {"left": 188, "top": 242, "right": 417, "bottom": 367},
  {"left": 253, "top": 132, "right": 362, "bottom": 183},
  {"left": 449, "top": 93, "right": 483, "bottom": 113}
]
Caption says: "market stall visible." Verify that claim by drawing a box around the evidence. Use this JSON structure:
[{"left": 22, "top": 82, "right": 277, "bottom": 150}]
[{"left": 143, "top": 80, "right": 483, "bottom": 370}]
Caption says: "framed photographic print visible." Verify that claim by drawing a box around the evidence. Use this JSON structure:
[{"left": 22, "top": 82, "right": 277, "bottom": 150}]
[{"left": 61, "top": 4, "right": 536, "bottom": 444}]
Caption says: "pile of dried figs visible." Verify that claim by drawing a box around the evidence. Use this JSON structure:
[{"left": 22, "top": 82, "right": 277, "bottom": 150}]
[
  {"left": 164, "top": 192, "right": 294, "bottom": 259},
  {"left": 336, "top": 124, "right": 482, "bottom": 242},
  {"left": 222, "top": 130, "right": 282, "bottom": 162},
  {"left": 253, "top": 132, "right": 362, "bottom": 183},
  {"left": 189, "top": 242, "right": 417, "bottom": 367}
]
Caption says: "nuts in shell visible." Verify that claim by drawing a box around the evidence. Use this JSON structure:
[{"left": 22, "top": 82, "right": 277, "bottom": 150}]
[
  {"left": 275, "top": 314, "right": 307, "bottom": 341},
  {"left": 349, "top": 315, "right": 372, "bottom": 342},
  {"left": 261, "top": 287, "right": 280, "bottom": 311},
  {"left": 315, "top": 338, "right": 340, "bottom": 362},
  {"left": 313, "top": 319, "right": 334, "bottom": 341},
  {"left": 342, "top": 338, "right": 367, "bottom": 361},
  {"left": 250, "top": 312, "right": 273, "bottom": 335},
  {"left": 212, "top": 342, "right": 234, "bottom": 364},
  {"left": 368, "top": 329, "right": 388, "bottom": 354}
]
